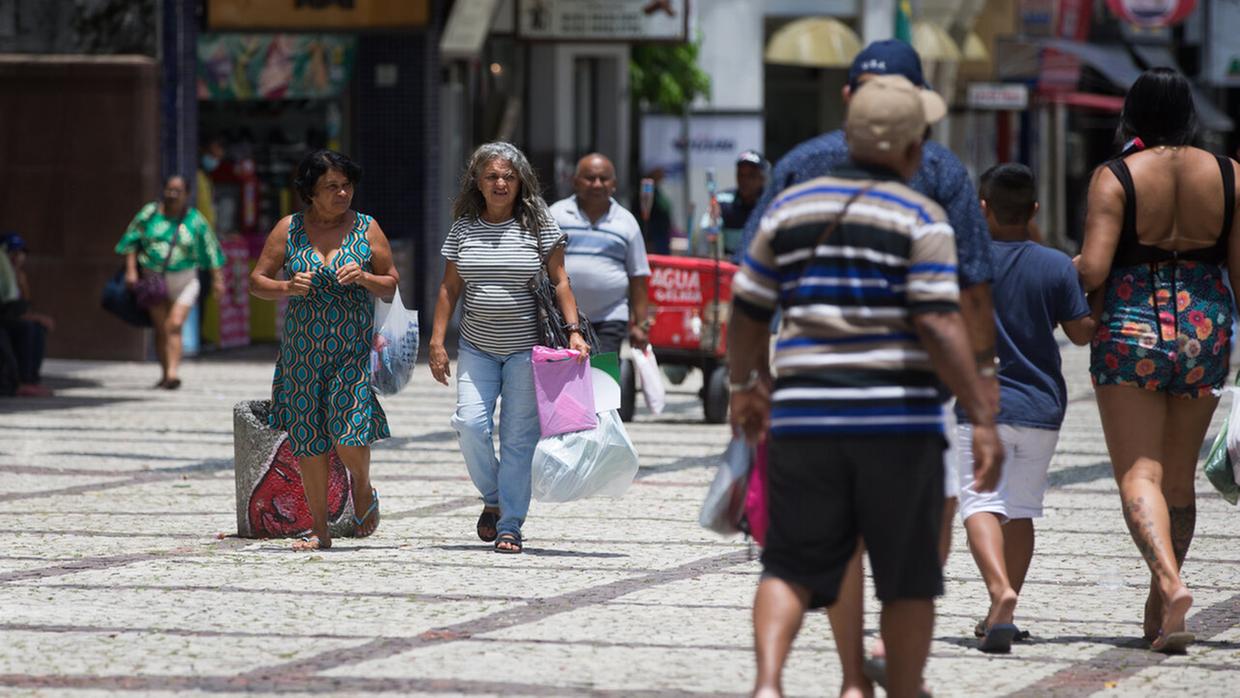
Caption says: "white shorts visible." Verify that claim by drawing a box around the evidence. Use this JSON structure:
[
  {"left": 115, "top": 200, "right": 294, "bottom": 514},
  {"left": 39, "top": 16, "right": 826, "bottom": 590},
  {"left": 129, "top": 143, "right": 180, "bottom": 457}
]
[
  {"left": 957, "top": 423, "right": 1059, "bottom": 522},
  {"left": 943, "top": 405, "right": 959, "bottom": 498},
  {"left": 165, "top": 269, "right": 201, "bottom": 308}
]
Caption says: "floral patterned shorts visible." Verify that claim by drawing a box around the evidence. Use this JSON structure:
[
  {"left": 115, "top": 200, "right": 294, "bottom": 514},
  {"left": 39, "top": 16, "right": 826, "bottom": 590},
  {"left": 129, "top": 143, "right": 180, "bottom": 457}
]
[{"left": 1090, "top": 261, "right": 1233, "bottom": 398}]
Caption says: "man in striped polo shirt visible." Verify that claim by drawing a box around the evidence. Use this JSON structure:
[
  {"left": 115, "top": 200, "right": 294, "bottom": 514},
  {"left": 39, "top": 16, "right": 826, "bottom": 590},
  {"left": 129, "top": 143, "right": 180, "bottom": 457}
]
[{"left": 729, "top": 75, "right": 1003, "bottom": 698}]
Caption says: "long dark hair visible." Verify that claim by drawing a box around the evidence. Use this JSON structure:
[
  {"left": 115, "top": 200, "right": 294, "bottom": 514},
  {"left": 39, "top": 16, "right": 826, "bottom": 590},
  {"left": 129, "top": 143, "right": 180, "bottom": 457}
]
[{"left": 1117, "top": 67, "right": 1198, "bottom": 149}]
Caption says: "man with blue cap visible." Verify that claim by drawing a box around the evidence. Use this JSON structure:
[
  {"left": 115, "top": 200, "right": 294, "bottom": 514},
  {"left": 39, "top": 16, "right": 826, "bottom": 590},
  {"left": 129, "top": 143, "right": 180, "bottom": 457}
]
[{"left": 736, "top": 39, "right": 999, "bottom": 697}]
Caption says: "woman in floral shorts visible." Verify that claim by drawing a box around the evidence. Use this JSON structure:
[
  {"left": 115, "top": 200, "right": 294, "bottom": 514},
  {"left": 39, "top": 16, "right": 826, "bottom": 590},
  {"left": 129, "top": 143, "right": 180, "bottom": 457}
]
[
  {"left": 1091, "top": 262, "right": 1231, "bottom": 397},
  {"left": 1077, "top": 68, "right": 1238, "bottom": 655}
]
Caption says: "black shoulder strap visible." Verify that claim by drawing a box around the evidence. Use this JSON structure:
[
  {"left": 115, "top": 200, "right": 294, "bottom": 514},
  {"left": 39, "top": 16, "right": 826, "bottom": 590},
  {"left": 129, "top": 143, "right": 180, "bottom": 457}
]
[
  {"left": 1106, "top": 159, "right": 1138, "bottom": 246},
  {"left": 1216, "top": 155, "right": 1235, "bottom": 243}
]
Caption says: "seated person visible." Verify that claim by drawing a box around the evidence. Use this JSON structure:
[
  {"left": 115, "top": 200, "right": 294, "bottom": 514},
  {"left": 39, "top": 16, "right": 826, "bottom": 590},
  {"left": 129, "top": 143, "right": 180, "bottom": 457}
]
[{"left": 2, "top": 233, "right": 53, "bottom": 397}]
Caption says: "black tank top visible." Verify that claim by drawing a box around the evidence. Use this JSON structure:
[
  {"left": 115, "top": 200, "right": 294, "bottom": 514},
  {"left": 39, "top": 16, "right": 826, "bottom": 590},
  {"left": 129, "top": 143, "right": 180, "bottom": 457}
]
[{"left": 1106, "top": 153, "right": 1235, "bottom": 268}]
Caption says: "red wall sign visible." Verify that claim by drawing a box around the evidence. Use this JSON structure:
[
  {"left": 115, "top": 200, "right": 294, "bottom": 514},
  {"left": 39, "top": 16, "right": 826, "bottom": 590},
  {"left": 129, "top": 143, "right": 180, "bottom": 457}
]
[{"left": 1106, "top": 0, "right": 1197, "bottom": 27}]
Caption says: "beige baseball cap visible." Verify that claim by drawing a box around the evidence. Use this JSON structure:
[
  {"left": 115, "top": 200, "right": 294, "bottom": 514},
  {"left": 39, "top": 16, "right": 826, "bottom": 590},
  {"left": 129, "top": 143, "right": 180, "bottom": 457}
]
[{"left": 845, "top": 74, "right": 947, "bottom": 159}]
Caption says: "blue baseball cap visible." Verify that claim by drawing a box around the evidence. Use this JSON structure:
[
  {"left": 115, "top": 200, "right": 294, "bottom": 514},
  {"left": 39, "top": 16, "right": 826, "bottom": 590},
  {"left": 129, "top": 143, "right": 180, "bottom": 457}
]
[
  {"left": 848, "top": 39, "right": 927, "bottom": 90},
  {"left": 0, "top": 232, "right": 25, "bottom": 252}
]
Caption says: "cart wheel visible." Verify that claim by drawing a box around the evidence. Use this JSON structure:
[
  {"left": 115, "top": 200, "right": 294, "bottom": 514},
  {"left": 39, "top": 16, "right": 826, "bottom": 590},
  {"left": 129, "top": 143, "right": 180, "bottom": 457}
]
[
  {"left": 703, "top": 364, "right": 729, "bottom": 424},
  {"left": 663, "top": 364, "right": 689, "bottom": 385},
  {"left": 619, "top": 358, "right": 636, "bottom": 422}
]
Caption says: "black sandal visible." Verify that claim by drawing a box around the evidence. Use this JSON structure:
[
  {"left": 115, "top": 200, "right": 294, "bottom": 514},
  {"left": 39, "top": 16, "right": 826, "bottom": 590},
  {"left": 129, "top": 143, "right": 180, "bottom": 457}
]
[
  {"left": 494, "top": 531, "right": 523, "bottom": 554},
  {"left": 476, "top": 508, "right": 499, "bottom": 542}
]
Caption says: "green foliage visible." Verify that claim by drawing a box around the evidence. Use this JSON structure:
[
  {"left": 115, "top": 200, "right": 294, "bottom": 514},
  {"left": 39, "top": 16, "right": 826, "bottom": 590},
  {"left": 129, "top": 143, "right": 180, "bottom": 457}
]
[{"left": 629, "top": 39, "right": 711, "bottom": 115}]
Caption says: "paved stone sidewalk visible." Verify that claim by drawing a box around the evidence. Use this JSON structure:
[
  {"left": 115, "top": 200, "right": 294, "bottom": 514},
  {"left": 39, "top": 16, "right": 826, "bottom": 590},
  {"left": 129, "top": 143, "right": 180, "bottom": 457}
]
[{"left": 0, "top": 343, "right": 1237, "bottom": 696}]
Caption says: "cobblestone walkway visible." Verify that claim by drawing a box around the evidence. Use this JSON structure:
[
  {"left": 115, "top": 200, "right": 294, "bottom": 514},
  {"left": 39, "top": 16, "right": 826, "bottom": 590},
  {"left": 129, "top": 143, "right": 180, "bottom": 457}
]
[{"left": 1, "top": 344, "right": 1237, "bottom": 696}]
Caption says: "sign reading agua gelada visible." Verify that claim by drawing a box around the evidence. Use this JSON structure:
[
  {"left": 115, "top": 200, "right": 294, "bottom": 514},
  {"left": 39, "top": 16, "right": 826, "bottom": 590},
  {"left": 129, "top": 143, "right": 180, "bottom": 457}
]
[{"left": 208, "top": 0, "right": 429, "bottom": 30}]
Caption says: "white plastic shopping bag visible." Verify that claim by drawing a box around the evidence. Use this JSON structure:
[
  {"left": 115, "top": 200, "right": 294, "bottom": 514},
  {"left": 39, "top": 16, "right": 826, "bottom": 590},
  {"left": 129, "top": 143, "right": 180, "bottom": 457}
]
[
  {"left": 698, "top": 436, "right": 752, "bottom": 535},
  {"left": 531, "top": 410, "right": 640, "bottom": 502},
  {"left": 370, "top": 289, "right": 419, "bottom": 395},
  {"left": 1227, "top": 386, "right": 1240, "bottom": 488},
  {"left": 630, "top": 345, "right": 666, "bottom": 414}
]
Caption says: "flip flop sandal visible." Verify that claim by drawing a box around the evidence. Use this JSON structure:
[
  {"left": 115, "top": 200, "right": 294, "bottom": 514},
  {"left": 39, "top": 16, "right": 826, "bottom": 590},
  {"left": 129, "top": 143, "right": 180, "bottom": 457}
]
[
  {"left": 477, "top": 509, "right": 499, "bottom": 542},
  {"left": 293, "top": 535, "right": 324, "bottom": 550},
  {"left": 352, "top": 489, "right": 380, "bottom": 538},
  {"left": 1151, "top": 630, "right": 1195, "bottom": 654},
  {"left": 494, "top": 532, "right": 523, "bottom": 554},
  {"left": 862, "top": 657, "right": 932, "bottom": 698},
  {"left": 975, "top": 620, "right": 1031, "bottom": 642},
  {"left": 979, "top": 623, "right": 1019, "bottom": 654}
]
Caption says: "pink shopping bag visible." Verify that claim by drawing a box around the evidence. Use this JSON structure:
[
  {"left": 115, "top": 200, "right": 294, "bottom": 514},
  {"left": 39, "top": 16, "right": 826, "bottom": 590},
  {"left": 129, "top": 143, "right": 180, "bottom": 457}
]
[
  {"left": 531, "top": 345, "right": 598, "bottom": 438},
  {"left": 743, "top": 436, "right": 769, "bottom": 546}
]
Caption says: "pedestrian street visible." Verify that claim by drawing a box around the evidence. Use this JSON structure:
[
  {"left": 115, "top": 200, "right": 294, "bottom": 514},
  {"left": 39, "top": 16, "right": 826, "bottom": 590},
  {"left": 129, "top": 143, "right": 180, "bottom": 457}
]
[{"left": 1, "top": 342, "right": 1238, "bottom": 696}]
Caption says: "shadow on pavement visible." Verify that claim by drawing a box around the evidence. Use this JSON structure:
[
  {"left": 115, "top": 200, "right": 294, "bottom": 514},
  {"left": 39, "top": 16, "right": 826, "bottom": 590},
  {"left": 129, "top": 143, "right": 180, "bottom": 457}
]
[
  {"left": 429, "top": 543, "right": 628, "bottom": 559},
  {"left": 0, "top": 395, "right": 142, "bottom": 414}
]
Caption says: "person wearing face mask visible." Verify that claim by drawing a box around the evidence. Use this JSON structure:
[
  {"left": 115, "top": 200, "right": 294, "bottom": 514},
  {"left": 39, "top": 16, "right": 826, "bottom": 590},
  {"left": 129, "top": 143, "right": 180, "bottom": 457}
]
[
  {"left": 114, "top": 174, "right": 227, "bottom": 390},
  {"left": 549, "top": 153, "right": 651, "bottom": 357},
  {"left": 197, "top": 135, "right": 225, "bottom": 229},
  {"left": 249, "top": 149, "right": 399, "bottom": 551}
]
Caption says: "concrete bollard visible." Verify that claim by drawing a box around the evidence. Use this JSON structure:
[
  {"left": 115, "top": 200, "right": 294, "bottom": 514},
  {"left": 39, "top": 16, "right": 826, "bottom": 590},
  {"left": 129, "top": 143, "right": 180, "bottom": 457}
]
[{"left": 233, "top": 400, "right": 356, "bottom": 538}]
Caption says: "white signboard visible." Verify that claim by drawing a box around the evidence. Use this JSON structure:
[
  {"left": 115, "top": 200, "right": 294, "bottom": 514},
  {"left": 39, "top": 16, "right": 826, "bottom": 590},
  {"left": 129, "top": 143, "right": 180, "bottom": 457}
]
[
  {"left": 517, "top": 0, "right": 688, "bottom": 41},
  {"left": 640, "top": 114, "right": 765, "bottom": 241},
  {"left": 441, "top": 0, "right": 499, "bottom": 59},
  {"left": 967, "top": 83, "right": 1031, "bottom": 110},
  {"left": 1205, "top": 0, "right": 1240, "bottom": 86}
]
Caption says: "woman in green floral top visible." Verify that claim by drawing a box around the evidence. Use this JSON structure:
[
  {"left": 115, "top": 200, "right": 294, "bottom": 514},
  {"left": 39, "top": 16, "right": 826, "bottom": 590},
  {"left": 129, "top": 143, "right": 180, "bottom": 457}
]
[{"left": 115, "top": 175, "right": 226, "bottom": 389}]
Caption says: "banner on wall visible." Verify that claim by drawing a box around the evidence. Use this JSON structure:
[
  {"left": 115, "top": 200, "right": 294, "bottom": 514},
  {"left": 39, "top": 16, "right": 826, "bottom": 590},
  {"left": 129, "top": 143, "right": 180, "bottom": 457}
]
[
  {"left": 197, "top": 34, "right": 356, "bottom": 100},
  {"left": 640, "top": 114, "right": 765, "bottom": 242},
  {"left": 207, "top": 0, "right": 428, "bottom": 30}
]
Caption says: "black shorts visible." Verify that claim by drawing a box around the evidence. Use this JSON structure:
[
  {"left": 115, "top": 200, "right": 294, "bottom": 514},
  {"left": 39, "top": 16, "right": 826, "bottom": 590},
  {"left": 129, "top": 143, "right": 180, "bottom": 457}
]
[
  {"left": 761, "top": 433, "right": 946, "bottom": 608},
  {"left": 591, "top": 320, "right": 627, "bottom": 356}
]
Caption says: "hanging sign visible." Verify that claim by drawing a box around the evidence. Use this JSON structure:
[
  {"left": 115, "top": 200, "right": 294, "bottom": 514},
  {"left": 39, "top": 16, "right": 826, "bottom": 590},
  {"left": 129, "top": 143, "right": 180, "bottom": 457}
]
[{"left": 1105, "top": 0, "right": 1197, "bottom": 27}]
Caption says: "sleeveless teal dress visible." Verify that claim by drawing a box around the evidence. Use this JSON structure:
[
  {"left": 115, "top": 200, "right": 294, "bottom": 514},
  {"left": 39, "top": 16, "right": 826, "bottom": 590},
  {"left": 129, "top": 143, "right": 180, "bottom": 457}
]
[{"left": 269, "top": 211, "right": 390, "bottom": 456}]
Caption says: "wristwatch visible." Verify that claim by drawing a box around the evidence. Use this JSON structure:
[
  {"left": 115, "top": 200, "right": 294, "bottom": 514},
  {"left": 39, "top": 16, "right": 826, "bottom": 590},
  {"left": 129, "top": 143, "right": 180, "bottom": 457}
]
[
  {"left": 977, "top": 356, "right": 1000, "bottom": 378},
  {"left": 729, "top": 369, "right": 762, "bottom": 393}
]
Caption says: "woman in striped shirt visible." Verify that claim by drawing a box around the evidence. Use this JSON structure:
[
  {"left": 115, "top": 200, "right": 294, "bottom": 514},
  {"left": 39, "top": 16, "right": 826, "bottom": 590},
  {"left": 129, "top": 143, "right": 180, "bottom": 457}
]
[{"left": 429, "top": 142, "right": 590, "bottom": 554}]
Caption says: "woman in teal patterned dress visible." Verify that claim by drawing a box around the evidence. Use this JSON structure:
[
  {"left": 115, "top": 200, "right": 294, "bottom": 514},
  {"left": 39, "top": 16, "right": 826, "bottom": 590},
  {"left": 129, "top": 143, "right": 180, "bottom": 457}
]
[{"left": 250, "top": 150, "right": 399, "bottom": 551}]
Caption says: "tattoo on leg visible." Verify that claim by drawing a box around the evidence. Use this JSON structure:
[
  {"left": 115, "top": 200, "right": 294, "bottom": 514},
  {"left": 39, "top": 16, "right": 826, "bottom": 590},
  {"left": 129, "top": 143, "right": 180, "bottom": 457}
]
[
  {"left": 1168, "top": 504, "right": 1196, "bottom": 570},
  {"left": 1123, "top": 496, "right": 1164, "bottom": 577}
]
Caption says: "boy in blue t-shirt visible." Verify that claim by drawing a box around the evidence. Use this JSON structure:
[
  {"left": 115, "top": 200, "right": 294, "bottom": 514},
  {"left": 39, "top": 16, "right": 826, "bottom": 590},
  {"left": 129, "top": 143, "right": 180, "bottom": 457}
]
[{"left": 957, "top": 164, "right": 1095, "bottom": 653}]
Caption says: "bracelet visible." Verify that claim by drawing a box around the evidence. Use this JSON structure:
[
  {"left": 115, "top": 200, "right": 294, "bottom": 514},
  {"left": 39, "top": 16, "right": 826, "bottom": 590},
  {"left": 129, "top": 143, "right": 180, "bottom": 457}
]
[
  {"left": 729, "top": 369, "right": 762, "bottom": 393},
  {"left": 563, "top": 322, "right": 581, "bottom": 334}
]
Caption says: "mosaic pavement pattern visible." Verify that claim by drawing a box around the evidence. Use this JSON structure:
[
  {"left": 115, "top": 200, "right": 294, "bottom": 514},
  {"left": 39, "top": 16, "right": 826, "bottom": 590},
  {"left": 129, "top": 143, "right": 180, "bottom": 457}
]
[{"left": 1, "top": 343, "right": 1238, "bottom": 697}]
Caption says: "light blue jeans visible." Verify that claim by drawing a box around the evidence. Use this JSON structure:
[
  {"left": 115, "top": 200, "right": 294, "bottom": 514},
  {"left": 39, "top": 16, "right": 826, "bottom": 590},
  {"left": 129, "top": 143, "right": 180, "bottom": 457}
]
[{"left": 450, "top": 338, "right": 539, "bottom": 537}]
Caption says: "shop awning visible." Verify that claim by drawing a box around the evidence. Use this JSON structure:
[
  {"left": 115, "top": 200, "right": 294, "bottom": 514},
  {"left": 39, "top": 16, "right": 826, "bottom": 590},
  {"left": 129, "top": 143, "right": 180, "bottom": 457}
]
[
  {"left": 1130, "top": 44, "right": 1234, "bottom": 133},
  {"left": 911, "top": 21, "right": 961, "bottom": 62},
  {"left": 962, "top": 31, "right": 990, "bottom": 66},
  {"left": 764, "top": 17, "right": 862, "bottom": 68},
  {"left": 1037, "top": 38, "right": 1143, "bottom": 90}
]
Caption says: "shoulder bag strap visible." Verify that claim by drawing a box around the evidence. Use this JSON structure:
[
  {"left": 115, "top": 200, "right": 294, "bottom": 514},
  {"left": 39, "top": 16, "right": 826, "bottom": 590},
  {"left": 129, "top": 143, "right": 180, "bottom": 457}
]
[{"left": 799, "top": 184, "right": 873, "bottom": 281}]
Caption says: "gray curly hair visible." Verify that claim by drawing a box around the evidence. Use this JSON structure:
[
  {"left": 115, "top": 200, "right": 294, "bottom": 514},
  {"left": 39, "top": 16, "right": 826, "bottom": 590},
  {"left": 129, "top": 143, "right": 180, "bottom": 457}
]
[{"left": 452, "top": 142, "right": 551, "bottom": 235}]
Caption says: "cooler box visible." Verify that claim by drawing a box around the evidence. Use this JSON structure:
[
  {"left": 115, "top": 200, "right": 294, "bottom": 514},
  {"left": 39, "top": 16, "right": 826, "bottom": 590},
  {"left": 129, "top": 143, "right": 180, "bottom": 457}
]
[{"left": 646, "top": 254, "right": 738, "bottom": 357}]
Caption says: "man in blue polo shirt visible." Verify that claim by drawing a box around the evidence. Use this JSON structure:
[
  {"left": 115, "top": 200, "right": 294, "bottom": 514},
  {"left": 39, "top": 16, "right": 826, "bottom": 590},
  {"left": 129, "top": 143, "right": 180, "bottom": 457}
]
[{"left": 550, "top": 153, "right": 651, "bottom": 356}]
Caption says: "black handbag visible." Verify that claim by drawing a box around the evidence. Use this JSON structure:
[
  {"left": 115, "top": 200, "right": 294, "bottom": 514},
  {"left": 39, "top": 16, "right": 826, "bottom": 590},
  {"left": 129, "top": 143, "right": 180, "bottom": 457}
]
[
  {"left": 101, "top": 267, "right": 152, "bottom": 327},
  {"left": 528, "top": 232, "right": 601, "bottom": 350}
]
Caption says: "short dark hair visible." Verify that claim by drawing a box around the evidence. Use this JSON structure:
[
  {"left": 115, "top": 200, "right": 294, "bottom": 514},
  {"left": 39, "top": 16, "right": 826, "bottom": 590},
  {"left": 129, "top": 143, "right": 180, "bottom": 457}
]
[
  {"left": 294, "top": 149, "right": 362, "bottom": 204},
  {"left": 1118, "top": 67, "right": 1198, "bottom": 148},
  {"left": 979, "top": 163, "right": 1037, "bottom": 226}
]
